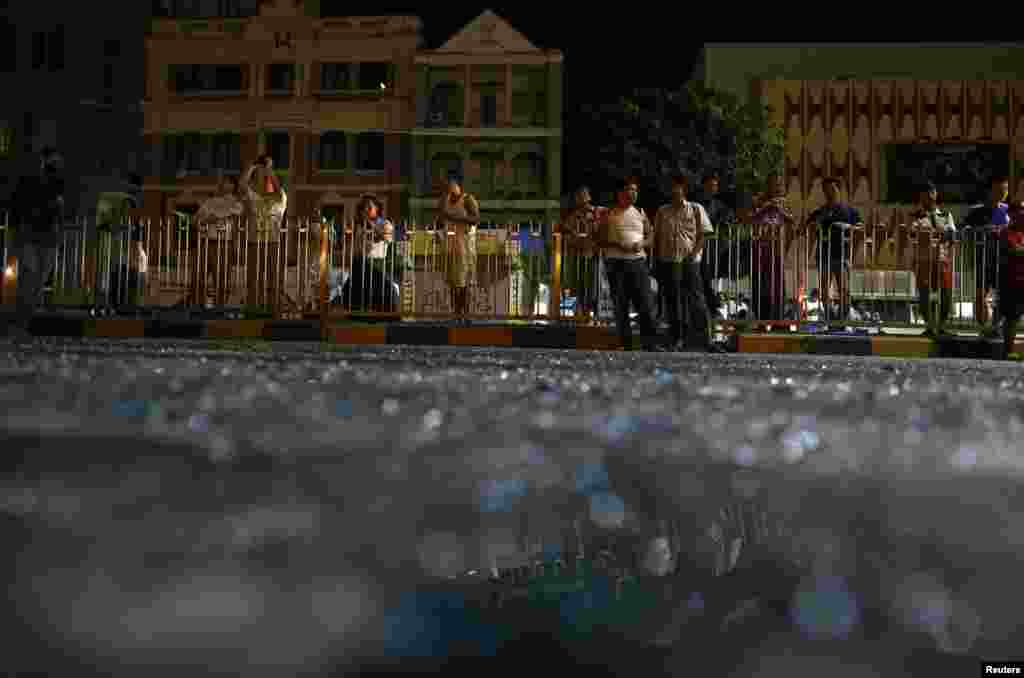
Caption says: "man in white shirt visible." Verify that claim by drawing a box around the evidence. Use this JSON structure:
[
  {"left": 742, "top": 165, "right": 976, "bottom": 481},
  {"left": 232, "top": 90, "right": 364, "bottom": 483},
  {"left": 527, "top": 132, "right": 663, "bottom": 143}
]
[
  {"left": 595, "top": 175, "right": 661, "bottom": 351},
  {"left": 652, "top": 174, "right": 714, "bottom": 351}
]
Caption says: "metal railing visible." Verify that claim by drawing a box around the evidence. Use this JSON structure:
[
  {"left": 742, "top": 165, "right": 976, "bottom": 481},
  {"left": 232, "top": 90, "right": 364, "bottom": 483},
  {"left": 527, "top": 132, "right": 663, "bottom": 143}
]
[{"left": 1, "top": 208, "right": 1013, "bottom": 337}]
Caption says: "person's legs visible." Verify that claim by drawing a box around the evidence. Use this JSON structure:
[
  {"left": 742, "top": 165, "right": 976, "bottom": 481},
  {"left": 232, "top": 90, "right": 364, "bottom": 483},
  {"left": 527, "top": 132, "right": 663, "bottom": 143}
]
[
  {"left": 607, "top": 260, "right": 631, "bottom": 349},
  {"left": 1000, "top": 287, "right": 1020, "bottom": 359},
  {"left": 626, "top": 259, "right": 658, "bottom": 349},
  {"left": 919, "top": 285, "right": 933, "bottom": 333},
  {"left": 13, "top": 242, "right": 49, "bottom": 331},
  {"left": 658, "top": 261, "right": 684, "bottom": 346},
  {"left": 682, "top": 258, "right": 711, "bottom": 349}
]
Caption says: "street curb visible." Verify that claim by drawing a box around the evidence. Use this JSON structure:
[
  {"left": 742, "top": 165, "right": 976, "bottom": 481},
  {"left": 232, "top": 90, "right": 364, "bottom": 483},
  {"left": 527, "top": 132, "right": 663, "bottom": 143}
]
[{"left": 13, "top": 318, "right": 1022, "bottom": 359}]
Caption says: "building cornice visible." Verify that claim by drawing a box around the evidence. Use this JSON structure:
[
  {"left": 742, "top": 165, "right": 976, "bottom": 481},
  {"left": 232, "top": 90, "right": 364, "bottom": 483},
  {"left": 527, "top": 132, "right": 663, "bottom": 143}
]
[{"left": 415, "top": 53, "right": 562, "bottom": 66}]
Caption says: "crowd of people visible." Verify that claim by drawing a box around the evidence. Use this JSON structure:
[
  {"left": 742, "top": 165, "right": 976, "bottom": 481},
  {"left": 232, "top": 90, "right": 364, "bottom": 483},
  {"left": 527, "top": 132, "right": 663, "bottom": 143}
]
[
  {"left": 5, "top": 147, "right": 1024, "bottom": 358},
  {"left": 559, "top": 171, "right": 1022, "bottom": 354}
]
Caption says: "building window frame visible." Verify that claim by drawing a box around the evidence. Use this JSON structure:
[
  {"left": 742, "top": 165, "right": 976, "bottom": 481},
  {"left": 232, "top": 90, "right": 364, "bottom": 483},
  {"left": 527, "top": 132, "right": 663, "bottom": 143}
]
[
  {"left": 354, "top": 132, "right": 388, "bottom": 175},
  {"left": 266, "top": 63, "right": 296, "bottom": 96},
  {"left": 317, "top": 131, "right": 347, "bottom": 173}
]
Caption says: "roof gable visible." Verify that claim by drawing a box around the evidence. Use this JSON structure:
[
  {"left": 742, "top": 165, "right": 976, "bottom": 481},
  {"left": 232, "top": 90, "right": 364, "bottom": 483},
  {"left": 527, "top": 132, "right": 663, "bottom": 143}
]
[{"left": 436, "top": 10, "right": 540, "bottom": 54}]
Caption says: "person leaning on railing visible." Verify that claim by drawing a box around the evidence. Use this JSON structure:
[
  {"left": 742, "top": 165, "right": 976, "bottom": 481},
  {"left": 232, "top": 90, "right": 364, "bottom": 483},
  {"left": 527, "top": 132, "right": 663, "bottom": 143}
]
[
  {"left": 804, "top": 177, "right": 864, "bottom": 323},
  {"left": 194, "top": 175, "right": 245, "bottom": 307},
  {"left": 342, "top": 196, "right": 403, "bottom": 313},
  {"left": 997, "top": 201, "right": 1024, "bottom": 359}
]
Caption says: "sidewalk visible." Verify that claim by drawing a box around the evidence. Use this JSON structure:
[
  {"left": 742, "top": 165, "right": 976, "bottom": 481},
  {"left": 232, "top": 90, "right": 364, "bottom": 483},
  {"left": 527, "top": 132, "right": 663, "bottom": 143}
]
[{"left": 4, "top": 311, "right": 1020, "bottom": 359}]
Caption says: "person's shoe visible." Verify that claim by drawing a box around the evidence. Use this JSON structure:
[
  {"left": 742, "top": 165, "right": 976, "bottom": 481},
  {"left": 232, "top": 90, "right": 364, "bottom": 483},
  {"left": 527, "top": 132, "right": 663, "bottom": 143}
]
[
  {"left": 707, "top": 343, "right": 729, "bottom": 354},
  {"left": 649, "top": 344, "right": 672, "bottom": 353},
  {"left": 921, "top": 328, "right": 936, "bottom": 339}
]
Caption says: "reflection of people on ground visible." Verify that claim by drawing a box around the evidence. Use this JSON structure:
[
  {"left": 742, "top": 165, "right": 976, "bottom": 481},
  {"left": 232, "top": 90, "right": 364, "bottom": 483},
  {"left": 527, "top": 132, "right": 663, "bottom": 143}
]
[
  {"left": 436, "top": 176, "right": 479, "bottom": 324},
  {"left": 194, "top": 175, "right": 244, "bottom": 307},
  {"left": 998, "top": 202, "right": 1024, "bottom": 359},
  {"left": 805, "top": 177, "right": 863, "bottom": 323},
  {"left": 242, "top": 155, "right": 287, "bottom": 310},
  {"left": 750, "top": 174, "right": 797, "bottom": 325},
  {"left": 595, "top": 175, "right": 659, "bottom": 351},
  {"left": 910, "top": 181, "right": 957, "bottom": 338},
  {"left": 652, "top": 174, "right": 714, "bottom": 352},
  {"left": 339, "top": 196, "right": 403, "bottom": 313},
  {"left": 3, "top": 147, "right": 65, "bottom": 339},
  {"left": 962, "top": 175, "right": 1009, "bottom": 336}
]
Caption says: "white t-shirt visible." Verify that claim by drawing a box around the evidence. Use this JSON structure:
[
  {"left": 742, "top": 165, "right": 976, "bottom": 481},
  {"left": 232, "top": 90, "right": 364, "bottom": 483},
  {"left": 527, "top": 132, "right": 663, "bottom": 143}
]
[{"left": 603, "top": 206, "right": 648, "bottom": 260}]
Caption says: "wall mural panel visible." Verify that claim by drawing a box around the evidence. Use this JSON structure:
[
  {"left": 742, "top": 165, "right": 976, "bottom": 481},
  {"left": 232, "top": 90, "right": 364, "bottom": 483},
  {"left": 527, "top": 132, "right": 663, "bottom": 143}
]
[{"left": 770, "top": 78, "right": 1020, "bottom": 220}]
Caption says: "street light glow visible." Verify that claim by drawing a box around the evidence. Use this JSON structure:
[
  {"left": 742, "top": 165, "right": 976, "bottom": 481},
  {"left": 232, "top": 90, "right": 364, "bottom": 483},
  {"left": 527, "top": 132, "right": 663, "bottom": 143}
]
[{"left": 4, "top": 265, "right": 14, "bottom": 278}]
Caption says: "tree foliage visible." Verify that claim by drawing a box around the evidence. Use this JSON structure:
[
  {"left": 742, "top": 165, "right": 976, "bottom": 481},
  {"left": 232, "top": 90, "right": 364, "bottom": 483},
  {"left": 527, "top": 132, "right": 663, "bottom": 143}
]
[{"left": 567, "top": 82, "right": 785, "bottom": 209}]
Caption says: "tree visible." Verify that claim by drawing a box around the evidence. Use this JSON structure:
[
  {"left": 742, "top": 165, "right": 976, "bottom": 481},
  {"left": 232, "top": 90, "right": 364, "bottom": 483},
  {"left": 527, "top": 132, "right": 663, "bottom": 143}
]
[{"left": 566, "top": 82, "right": 785, "bottom": 209}]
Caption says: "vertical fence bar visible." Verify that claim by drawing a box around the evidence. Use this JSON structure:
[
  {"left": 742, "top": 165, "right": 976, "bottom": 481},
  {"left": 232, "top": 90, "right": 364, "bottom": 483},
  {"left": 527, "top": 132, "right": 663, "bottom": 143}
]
[
  {"left": 550, "top": 229, "right": 562, "bottom": 322},
  {"left": 319, "top": 219, "right": 328, "bottom": 339}
]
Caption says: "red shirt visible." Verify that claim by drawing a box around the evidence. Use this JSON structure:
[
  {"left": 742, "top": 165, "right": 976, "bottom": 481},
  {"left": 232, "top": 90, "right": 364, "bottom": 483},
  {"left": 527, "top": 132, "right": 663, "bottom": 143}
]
[{"left": 1003, "top": 228, "right": 1024, "bottom": 287}]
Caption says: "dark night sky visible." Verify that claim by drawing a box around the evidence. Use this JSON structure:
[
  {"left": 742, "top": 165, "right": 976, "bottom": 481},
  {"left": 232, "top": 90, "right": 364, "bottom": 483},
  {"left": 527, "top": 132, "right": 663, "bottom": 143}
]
[{"left": 320, "top": 3, "right": 703, "bottom": 100}]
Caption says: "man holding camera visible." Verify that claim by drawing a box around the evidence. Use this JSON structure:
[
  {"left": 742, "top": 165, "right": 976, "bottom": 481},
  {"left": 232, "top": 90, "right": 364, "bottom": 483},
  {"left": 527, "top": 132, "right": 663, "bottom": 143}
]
[{"left": 2, "top": 147, "right": 65, "bottom": 339}]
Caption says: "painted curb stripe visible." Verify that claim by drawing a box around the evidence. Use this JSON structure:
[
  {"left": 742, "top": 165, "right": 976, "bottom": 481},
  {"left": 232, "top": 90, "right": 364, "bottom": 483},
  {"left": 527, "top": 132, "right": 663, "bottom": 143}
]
[
  {"left": 449, "top": 327, "right": 515, "bottom": 347},
  {"left": 386, "top": 325, "right": 449, "bottom": 346},
  {"left": 87, "top": 319, "right": 147, "bottom": 338},
  {"left": 511, "top": 327, "right": 577, "bottom": 349},
  {"left": 263, "top": 321, "right": 322, "bottom": 341},
  {"left": 204, "top": 320, "right": 266, "bottom": 339},
  {"left": 870, "top": 337, "right": 937, "bottom": 358},
  {"left": 736, "top": 336, "right": 805, "bottom": 354},
  {"left": 29, "top": 317, "right": 86, "bottom": 337},
  {"left": 331, "top": 326, "right": 387, "bottom": 345},
  {"left": 147, "top": 322, "right": 204, "bottom": 339},
  {"left": 575, "top": 327, "right": 625, "bottom": 351}
]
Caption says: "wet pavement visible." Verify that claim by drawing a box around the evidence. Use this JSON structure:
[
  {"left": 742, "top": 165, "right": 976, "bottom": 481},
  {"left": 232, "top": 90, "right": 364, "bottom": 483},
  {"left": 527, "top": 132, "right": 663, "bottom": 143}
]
[{"left": 2, "top": 338, "right": 1024, "bottom": 676}]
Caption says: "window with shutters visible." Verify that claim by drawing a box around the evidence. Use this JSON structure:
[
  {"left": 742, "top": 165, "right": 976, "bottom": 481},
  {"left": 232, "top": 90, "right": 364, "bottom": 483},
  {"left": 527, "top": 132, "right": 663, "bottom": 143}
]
[
  {"left": 357, "top": 62, "right": 393, "bottom": 92},
  {"left": 31, "top": 32, "right": 45, "bottom": 70},
  {"left": 355, "top": 133, "right": 387, "bottom": 173},
  {"left": 318, "top": 63, "right": 350, "bottom": 93},
  {"left": 318, "top": 132, "right": 346, "bottom": 172},
  {"left": 266, "top": 131, "right": 290, "bottom": 170},
  {"left": 266, "top": 63, "right": 295, "bottom": 95},
  {"left": 0, "top": 19, "right": 15, "bottom": 72},
  {"left": 48, "top": 25, "right": 64, "bottom": 72}
]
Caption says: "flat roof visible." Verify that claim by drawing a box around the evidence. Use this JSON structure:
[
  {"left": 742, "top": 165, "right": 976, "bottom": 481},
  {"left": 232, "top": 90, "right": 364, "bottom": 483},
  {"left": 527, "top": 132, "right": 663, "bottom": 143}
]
[{"left": 702, "top": 42, "right": 1024, "bottom": 48}]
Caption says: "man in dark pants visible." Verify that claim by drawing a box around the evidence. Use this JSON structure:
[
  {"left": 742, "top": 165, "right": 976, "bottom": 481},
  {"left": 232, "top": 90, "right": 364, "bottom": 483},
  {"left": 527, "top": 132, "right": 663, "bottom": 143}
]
[
  {"left": 3, "top": 147, "right": 65, "bottom": 339},
  {"left": 696, "top": 173, "right": 734, "bottom": 320},
  {"left": 595, "top": 176, "right": 660, "bottom": 351},
  {"left": 653, "top": 174, "right": 714, "bottom": 351}
]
